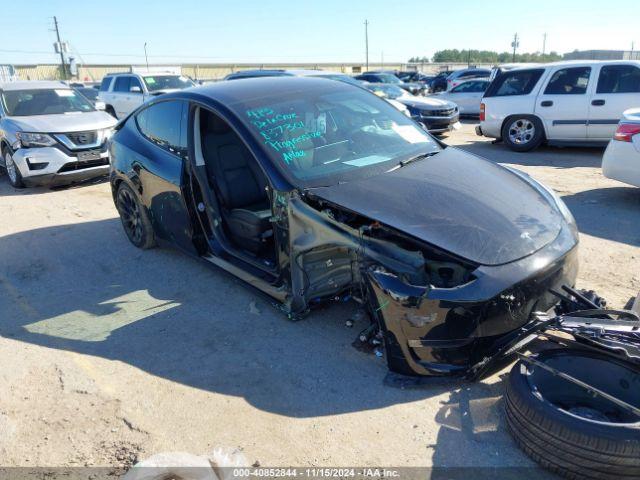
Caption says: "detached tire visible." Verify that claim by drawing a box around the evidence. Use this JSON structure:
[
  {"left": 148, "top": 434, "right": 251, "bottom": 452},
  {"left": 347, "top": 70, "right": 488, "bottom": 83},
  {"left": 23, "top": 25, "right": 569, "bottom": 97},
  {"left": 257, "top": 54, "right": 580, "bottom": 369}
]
[
  {"left": 502, "top": 115, "right": 544, "bottom": 152},
  {"left": 505, "top": 349, "right": 640, "bottom": 480},
  {"left": 116, "top": 182, "right": 156, "bottom": 249}
]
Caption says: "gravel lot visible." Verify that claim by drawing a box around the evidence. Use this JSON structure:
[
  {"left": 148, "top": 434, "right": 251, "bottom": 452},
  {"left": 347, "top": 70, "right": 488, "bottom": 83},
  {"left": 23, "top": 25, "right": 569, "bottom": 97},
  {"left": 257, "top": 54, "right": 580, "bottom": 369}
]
[{"left": 0, "top": 121, "right": 638, "bottom": 473}]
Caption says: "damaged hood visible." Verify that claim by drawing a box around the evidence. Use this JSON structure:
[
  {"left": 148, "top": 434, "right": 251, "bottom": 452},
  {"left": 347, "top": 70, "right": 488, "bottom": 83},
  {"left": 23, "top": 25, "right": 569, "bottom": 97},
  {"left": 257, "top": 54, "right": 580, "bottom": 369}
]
[{"left": 310, "top": 147, "right": 566, "bottom": 266}]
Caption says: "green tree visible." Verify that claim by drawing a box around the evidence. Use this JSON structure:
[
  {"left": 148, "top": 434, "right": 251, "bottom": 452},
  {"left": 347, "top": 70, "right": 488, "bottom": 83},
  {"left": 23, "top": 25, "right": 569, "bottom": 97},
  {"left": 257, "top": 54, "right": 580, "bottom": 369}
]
[{"left": 418, "top": 49, "right": 562, "bottom": 64}]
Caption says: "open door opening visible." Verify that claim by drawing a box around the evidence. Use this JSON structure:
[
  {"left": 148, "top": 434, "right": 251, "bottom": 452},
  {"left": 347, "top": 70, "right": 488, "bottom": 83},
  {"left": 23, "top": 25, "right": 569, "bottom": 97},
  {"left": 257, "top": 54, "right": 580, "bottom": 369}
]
[{"left": 193, "top": 107, "right": 277, "bottom": 270}]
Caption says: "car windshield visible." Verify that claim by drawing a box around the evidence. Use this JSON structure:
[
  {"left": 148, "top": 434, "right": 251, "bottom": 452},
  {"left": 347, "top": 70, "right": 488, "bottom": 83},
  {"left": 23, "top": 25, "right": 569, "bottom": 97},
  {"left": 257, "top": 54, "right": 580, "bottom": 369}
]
[
  {"left": 76, "top": 88, "right": 98, "bottom": 101},
  {"left": 366, "top": 84, "right": 407, "bottom": 99},
  {"left": 2, "top": 88, "right": 95, "bottom": 116},
  {"left": 229, "top": 82, "right": 441, "bottom": 188},
  {"left": 142, "top": 75, "right": 195, "bottom": 92}
]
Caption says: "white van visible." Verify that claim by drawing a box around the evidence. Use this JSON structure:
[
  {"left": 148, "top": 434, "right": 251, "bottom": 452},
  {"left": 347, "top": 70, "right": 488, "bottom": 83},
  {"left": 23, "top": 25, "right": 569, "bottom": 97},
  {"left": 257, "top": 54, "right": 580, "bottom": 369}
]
[{"left": 476, "top": 60, "right": 640, "bottom": 151}]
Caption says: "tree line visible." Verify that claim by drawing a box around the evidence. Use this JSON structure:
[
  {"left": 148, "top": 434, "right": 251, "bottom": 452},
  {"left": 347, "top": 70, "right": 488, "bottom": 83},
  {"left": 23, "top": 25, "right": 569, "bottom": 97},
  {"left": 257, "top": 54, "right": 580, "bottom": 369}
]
[{"left": 408, "top": 49, "right": 562, "bottom": 64}]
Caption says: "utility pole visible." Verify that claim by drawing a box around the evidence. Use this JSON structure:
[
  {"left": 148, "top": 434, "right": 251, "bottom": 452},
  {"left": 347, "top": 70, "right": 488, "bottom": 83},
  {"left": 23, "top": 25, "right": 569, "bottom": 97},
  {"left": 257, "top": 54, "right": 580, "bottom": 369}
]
[
  {"left": 381, "top": 51, "right": 384, "bottom": 69},
  {"left": 511, "top": 33, "right": 519, "bottom": 62},
  {"left": 364, "top": 20, "right": 369, "bottom": 72},
  {"left": 632, "top": 41, "right": 635, "bottom": 60},
  {"left": 467, "top": 49, "right": 471, "bottom": 67},
  {"left": 542, "top": 33, "right": 547, "bottom": 56},
  {"left": 53, "top": 16, "right": 67, "bottom": 79},
  {"left": 144, "top": 42, "right": 150, "bottom": 71}
]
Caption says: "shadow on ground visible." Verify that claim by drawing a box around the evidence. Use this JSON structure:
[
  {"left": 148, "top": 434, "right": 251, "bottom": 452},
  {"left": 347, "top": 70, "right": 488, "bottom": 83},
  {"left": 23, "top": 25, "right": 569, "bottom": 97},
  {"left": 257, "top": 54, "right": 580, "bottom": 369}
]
[
  {"left": 0, "top": 217, "right": 462, "bottom": 418},
  {"left": 562, "top": 186, "right": 640, "bottom": 247},
  {"left": 429, "top": 378, "right": 556, "bottom": 478},
  {"left": 453, "top": 141, "right": 604, "bottom": 169},
  {"left": 0, "top": 172, "right": 109, "bottom": 197}
]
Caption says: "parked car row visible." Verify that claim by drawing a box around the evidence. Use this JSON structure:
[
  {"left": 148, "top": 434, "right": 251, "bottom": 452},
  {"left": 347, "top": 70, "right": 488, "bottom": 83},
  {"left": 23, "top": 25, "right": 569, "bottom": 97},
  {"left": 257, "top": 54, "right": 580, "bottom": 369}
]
[{"left": 476, "top": 60, "right": 640, "bottom": 151}]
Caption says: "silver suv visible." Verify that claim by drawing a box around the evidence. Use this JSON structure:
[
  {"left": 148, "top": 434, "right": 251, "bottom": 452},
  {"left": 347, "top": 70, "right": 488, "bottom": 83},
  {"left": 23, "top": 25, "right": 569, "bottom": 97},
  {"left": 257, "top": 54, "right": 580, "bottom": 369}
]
[
  {"left": 98, "top": 72, "right": 195, "bottom": 119},
  {"left": 0, "top": 81, "right": 117, "bottom": 188}
]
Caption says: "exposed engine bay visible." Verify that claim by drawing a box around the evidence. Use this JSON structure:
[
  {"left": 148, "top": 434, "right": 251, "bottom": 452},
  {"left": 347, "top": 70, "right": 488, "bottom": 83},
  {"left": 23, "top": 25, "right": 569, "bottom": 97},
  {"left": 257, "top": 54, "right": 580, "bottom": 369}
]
[{"left": 275, "top": 189, "right": 578, "bottom": 377}]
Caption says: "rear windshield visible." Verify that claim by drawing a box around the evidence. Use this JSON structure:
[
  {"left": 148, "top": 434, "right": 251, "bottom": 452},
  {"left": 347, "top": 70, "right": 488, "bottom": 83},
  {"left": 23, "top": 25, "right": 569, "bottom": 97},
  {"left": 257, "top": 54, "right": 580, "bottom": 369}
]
[
  {"left": 484, "top": 69, "right": 544, "bottom": 97},
  {"left": 2, "top": 89, "right": 95, "bottom": 116}
]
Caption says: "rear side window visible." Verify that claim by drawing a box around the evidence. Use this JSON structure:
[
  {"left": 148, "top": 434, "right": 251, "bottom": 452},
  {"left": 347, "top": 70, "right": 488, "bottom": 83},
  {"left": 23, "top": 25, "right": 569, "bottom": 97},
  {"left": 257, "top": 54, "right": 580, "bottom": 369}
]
[
  {"left": 136, "top": 100, "right": 188, "bottom": 158},
  {"left": 99, "top": 77, "right": 113, "bottom": 92},
  {"left": 597, "top": 65, "right": 640, "bottom": 93},
  {"left": 484, "top": 69, "right": 544, "bottom": 97},
  {"left": 451, "top": 81, "right": 485, "bottom": 93},
  {"left": 113, "top": 77, "right": 131, "bottom": 93},
  {"left": 544, "top": 67, "right": 591, "bottom": 95}
]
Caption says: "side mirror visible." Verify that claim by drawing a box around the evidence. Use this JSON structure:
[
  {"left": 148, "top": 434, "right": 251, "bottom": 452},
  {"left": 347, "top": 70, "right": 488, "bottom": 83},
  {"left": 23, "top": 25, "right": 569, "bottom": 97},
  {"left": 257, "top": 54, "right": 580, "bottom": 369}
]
[
  {"left": 95, "top": 101, "right": 106, "bottom": 111},
  {"left": 130, "top": 86, "right": 142, "bottom": 93}
]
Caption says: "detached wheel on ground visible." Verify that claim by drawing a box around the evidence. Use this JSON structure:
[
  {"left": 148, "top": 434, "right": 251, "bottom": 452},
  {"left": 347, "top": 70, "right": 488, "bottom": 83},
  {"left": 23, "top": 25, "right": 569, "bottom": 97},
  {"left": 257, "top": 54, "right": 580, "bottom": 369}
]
[
  {"left": 502, "top": 115, "right": 544, "bottom": 152},
  {"left": 505, "top": 349, "right": 640, "bottom": 480},
  {"left": 3, "top": 149, "right": 25, "bottom": 188},
  {"left": 115, "top": 182, "right": 156, "bottom": 249}
]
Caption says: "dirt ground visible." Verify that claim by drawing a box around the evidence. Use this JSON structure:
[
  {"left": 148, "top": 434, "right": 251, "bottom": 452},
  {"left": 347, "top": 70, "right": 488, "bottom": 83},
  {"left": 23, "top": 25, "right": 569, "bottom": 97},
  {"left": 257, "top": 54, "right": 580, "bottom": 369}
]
[{"left": 0, "top": 121, "right": 638, "bottom": 474}]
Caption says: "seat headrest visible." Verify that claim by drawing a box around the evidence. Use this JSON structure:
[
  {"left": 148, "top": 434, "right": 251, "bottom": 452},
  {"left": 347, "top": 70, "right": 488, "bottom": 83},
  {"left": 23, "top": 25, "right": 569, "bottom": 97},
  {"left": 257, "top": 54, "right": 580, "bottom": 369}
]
[{"left": 202, "top": 111, "right": 231, "bottom": 135}]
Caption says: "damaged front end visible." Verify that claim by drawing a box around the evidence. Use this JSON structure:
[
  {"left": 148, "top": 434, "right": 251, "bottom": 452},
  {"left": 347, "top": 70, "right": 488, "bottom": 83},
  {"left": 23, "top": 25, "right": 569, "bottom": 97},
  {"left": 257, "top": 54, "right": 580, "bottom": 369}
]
[{"left": 283, "top": 189, "right": 579, "bottom": 378}]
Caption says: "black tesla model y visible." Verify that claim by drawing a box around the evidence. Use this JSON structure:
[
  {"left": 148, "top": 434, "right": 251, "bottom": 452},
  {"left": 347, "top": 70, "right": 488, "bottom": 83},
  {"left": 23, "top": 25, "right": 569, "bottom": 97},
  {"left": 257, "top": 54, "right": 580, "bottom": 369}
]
[{"left": 109, "top": 76, "right": 579, "bottom": 377}]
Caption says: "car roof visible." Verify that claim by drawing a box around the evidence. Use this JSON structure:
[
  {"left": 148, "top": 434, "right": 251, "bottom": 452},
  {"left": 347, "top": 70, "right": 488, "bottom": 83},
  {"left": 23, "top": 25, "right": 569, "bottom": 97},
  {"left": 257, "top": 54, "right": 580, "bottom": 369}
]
[
  {"left": 0, "top": 80, "right": 70, "bottom": 91},
  {"left": 456, "top": 77, "right": 490, "bottom": 83},
  {"left": 105, "top": 72, "right": 180, "bottom": 77},
  {"left": 227, "top": 69, "right": 289, "bottom": 77},
  {"left": 180, "top": 75, "right": 355, "bottom": 105},
  {"left": 285, "top": 69, "right": 348, "bottom": 77},
  {"left": 505, "top": 59, "right": 640, "bottom": 72}
]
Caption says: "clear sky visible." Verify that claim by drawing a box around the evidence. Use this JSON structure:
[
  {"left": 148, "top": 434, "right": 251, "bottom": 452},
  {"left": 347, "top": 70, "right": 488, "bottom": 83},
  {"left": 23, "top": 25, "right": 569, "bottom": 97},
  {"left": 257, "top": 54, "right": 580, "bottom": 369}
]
[{"left": 1, "top": 0, "right": 638, "bottom": 65}]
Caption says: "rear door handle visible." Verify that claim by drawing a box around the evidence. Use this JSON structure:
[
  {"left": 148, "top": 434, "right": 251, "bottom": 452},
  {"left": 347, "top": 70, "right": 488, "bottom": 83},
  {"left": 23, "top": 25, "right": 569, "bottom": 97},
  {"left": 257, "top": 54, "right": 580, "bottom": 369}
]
[
  {"left": 592, "top": 99, "right": 606, "bottom": 106},
  {"left": 540, "top": 100, "right": 553, "bottom": 107}
]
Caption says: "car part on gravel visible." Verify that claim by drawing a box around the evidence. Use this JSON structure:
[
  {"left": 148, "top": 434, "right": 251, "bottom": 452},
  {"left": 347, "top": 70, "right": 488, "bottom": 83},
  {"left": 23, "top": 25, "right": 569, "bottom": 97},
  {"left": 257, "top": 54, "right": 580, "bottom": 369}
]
[{"left": 503, "top": 301, "right": 640, "bottom": 480}]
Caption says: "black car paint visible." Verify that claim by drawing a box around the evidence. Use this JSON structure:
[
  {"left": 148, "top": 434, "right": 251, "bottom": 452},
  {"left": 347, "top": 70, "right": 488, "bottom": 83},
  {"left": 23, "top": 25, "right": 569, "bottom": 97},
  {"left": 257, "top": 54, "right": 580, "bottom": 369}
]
[{"left": 109, "top": 77, "right": 579, "bottom": 378}]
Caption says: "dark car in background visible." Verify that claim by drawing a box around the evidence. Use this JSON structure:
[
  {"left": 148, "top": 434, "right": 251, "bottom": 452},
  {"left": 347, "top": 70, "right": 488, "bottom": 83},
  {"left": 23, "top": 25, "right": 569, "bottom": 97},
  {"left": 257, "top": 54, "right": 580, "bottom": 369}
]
[
  {"left": 108, "top": 76, "right": 580, "bottom": 378},
  {"left": 354, "top": 72, "right": 426, "bottom": 95},
  {"left": 365, "top": 83, "right": 460, "bottom": 134},
  {"left": 74, "top": 86, "right": 102, "bottom": 107},
  {"left": 398, "top": 71, "right": 435, "bottom": 89},
  {"left": 429, "top": 70, "right": 455, "bottom": 92}
]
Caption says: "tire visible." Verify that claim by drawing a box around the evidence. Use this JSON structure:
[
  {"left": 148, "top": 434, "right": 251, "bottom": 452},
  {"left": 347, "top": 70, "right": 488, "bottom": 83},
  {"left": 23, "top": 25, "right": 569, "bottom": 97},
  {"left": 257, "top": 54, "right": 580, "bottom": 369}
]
[
  {"left": 505, "top": 349, "right": 640, "bottom": 480},
  {"left": 3, "top": 148, "right": 25, "bottom": 188},
  {"left": 115, "top": 182, "right": 156, "bottom": 249},
  {"left": 502, "top": 115, "right": 545, "bottom": 152}
]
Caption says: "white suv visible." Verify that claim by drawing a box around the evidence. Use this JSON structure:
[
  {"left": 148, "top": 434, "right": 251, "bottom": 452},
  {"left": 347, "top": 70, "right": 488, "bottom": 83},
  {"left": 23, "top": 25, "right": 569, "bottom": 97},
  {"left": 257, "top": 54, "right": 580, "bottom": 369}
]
[
  {"left": 476, "top": 60, "right": 640, "bottom": 151},
  {"left": 98, "top": 72, "right": 195, "bottom": 119}
]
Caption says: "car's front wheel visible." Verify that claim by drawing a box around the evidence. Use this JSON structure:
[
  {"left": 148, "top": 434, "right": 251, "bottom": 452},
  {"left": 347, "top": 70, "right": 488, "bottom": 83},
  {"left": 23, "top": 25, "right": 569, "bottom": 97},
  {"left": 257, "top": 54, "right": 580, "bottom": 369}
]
[
  {"left": 116, "top": 182, "right": 156, "bottom": 249},
  {"left": 502, "top": 115, "right": 544, "bottom": 152},
  {"left": 3, "top": 149, "right": 25, "bottom": 188}
]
